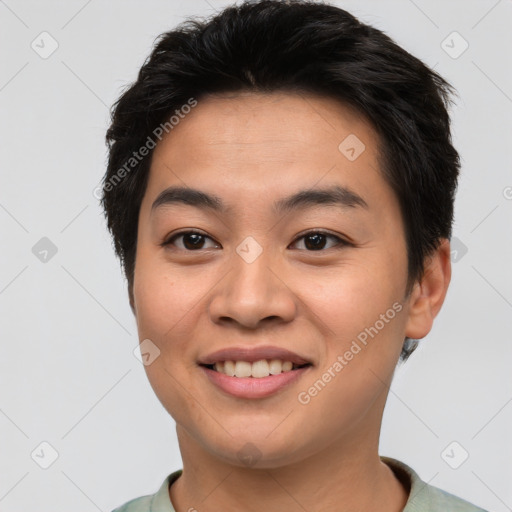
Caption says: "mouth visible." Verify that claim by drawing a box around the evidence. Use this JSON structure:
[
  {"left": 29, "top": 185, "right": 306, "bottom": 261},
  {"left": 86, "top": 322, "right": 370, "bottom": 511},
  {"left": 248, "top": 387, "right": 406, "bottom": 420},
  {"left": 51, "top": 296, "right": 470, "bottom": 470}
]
[
  {"left": 197, "top": 346, "right": 314, "bottom": 398},
  {"left": 200, "top": 360, "right": 312, "bottom": 378}
]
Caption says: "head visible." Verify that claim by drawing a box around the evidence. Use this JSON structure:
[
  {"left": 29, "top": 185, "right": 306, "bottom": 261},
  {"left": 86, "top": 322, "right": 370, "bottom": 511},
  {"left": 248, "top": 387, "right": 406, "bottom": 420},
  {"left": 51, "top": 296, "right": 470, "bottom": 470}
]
[{"left": 100, "top": 0, "right": 457, "bottom": 467}]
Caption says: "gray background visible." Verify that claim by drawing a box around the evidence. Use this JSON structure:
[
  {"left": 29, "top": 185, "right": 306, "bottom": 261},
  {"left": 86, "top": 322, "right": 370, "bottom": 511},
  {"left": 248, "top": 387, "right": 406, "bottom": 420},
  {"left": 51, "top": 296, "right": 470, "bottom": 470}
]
[{"left": 0, "top": 0, "right": 511, "bottom": 511}]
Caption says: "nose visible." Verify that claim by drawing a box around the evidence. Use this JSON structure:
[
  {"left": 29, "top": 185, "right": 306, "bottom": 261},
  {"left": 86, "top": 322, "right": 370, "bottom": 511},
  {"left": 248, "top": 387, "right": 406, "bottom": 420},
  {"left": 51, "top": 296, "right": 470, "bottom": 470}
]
[{"left": 208, "top": 246, "right": 297, "bottom": 330}]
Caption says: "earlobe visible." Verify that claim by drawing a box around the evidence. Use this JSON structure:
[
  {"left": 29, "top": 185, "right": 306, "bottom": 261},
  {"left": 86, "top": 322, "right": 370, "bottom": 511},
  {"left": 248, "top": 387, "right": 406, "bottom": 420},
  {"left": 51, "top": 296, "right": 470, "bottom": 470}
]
[{"left": 404, "top": 238, "right": 452, "bottom": 340}]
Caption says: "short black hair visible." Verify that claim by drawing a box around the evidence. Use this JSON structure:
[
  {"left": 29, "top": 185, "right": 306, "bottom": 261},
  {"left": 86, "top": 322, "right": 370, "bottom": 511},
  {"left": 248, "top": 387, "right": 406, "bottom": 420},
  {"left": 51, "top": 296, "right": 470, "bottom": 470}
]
[{"left": 100, "top": 0, "right": 460, "bottom": 362}]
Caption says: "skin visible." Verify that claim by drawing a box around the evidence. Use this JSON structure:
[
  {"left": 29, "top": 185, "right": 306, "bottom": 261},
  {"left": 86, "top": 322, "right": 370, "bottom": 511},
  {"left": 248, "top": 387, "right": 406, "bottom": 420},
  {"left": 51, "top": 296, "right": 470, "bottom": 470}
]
[{"left": 130, "top": 91, "right": 451, "bottom": 512}]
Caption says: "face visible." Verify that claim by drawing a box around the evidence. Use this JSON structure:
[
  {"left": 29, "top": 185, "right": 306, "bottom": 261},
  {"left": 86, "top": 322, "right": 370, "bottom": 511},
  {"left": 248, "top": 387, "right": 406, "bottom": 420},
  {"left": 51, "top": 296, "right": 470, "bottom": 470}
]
[{"left": 132, "top": 91, "right": 415, "bottom": 468}]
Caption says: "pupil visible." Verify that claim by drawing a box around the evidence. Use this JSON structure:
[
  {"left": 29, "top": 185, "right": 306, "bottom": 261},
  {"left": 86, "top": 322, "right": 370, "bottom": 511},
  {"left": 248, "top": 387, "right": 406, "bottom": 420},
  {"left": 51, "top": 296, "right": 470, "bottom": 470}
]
[
  {"left": 184, "top": 233, "right": 204, "bottom": 250},
  {"left": 305, "top": 233, "right": 326, "bottom": 250}
]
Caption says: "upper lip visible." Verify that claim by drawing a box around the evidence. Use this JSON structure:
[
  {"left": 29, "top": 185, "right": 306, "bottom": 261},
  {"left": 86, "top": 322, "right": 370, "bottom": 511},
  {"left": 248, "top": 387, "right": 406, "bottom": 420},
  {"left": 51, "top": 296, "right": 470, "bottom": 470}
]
[{"left": 198, "top": 345, "right": 312, "bottom": 366}]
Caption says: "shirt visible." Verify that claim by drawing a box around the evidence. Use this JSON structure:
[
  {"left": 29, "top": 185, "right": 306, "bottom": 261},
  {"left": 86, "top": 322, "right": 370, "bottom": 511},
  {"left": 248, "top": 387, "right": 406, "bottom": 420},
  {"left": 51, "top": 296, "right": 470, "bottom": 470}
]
[{"left": 111, "top": 456, "right": 488, "bottom": 512}]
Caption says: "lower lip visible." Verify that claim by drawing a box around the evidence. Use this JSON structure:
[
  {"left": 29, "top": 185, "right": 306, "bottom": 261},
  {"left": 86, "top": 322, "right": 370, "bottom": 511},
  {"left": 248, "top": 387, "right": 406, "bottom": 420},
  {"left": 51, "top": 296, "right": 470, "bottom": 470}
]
[{"left": 200, "top": 366, "right": 311, "bottom": 399}]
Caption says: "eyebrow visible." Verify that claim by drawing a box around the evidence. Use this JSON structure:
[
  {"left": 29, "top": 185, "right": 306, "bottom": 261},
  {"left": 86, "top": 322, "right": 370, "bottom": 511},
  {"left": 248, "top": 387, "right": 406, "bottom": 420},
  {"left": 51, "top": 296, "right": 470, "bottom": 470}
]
[{"left": 151, "top": 184, "right": 368, "bottom": 216}]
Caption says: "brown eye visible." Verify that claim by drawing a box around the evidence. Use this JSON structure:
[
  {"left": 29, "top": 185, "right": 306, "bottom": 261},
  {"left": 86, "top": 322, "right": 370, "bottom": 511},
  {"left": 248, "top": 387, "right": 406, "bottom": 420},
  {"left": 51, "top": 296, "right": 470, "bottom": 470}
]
[
  {"left": 163, "top": 231, "right": 219, "bottom": 250},
  {"left": 290, "top": 231, "right": 348, "bottom": 251}
]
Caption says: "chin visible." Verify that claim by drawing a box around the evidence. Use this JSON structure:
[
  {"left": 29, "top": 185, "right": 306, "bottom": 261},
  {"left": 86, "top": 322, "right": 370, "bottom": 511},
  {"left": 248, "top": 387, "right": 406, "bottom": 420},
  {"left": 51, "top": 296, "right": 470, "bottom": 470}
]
[{"left": 198, "top": 426, "right": 311, "bottom": 469}]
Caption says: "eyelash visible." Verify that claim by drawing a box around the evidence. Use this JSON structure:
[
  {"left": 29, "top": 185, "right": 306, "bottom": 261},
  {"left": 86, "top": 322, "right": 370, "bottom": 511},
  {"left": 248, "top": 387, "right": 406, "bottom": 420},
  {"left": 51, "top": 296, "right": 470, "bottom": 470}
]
[{"left": 161, "top": 229, "right": 351, "bottom": 252}]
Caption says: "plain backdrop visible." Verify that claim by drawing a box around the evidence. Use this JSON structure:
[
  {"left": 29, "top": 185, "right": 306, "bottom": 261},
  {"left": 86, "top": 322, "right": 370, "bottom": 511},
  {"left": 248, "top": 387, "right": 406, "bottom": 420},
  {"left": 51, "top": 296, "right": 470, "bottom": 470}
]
[{"left": 0, "top": 1, "right": 511, "bottom": 511}]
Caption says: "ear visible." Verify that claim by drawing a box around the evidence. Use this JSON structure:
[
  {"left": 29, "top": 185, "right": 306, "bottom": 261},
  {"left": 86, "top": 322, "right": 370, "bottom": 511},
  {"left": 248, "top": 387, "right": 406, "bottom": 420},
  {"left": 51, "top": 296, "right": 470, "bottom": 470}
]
[{"left": 404, "top": 238, "right": 452, "bottom": 340}]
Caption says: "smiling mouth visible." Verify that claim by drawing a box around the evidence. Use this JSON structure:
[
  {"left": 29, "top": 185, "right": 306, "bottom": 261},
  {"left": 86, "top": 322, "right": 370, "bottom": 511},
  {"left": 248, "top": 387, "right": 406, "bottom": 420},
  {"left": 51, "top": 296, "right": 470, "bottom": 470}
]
[{"left": 200, "top": 360, "right": 312, "bottom": 378}]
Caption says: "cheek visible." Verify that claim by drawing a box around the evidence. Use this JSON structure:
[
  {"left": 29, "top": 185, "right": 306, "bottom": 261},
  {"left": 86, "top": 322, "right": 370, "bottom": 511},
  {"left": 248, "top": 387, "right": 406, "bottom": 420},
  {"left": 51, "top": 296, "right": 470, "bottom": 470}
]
[
  {"left": 133, "top": 256, "right": 200, "bottom": 341},
  {"left": 303, "top": 262, "right": 404, "bottom": 335},
  {"left": 132, "top": 254, "right": 208, "bottom": 375},
  {"left": 133, "top": 260, "right": 206, "bottom": 426},
  {"left": 301, "top": 261, "right": 408, "bottom": 398}
]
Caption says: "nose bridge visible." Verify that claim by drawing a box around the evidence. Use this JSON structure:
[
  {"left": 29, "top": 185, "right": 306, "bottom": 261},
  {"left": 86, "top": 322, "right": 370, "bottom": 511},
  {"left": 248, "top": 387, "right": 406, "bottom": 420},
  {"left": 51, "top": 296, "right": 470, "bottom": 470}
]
[{"left": 208, "top": 238, "right": 296, "bottom": 328}]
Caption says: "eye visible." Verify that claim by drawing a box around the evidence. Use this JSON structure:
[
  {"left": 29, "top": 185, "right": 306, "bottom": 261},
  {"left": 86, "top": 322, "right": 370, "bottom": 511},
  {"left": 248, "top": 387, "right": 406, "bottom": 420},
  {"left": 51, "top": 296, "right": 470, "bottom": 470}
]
[
  {"left": 162, "top": 229, "right": 350, "bottom": 252},
  {"left": 289, "top": 230, "right": 349, "bottom": 251},
  {"left": 162, "top": 230, "right": 220, "bottom": 251}
]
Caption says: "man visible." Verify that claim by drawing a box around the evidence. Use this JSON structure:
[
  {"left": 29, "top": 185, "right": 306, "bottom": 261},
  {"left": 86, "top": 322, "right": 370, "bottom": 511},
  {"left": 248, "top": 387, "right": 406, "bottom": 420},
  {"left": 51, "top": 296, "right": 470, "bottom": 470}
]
[{"left": 101, "top": 1, "right": 486, "bottom": 510}]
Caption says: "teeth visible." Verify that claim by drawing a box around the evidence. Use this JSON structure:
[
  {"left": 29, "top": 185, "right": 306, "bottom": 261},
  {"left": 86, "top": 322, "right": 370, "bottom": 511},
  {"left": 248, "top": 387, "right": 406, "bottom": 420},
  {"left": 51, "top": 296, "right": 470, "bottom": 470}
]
[
  {"left": 269, "top": 359, "right": 282, "bottom": 375},
  {"left": 211, "top": 359, "right": 300, "bottom": 378},
  {"left": 282, "top": 361, "right": 293, "bottom": 372},
  {"left": 234, "top": 361, "right": 252, "bottom": 378},
  {"left": 223, "top": 360, "right": 235, "bottom": 377},
  {"left": 251, "top": 359, "right": 269, "bottom": 378}
]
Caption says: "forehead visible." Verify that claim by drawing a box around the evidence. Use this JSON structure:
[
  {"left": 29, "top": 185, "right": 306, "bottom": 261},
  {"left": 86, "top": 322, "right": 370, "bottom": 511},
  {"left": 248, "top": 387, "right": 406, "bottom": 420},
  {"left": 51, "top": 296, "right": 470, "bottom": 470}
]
[
  {"left": 143, "top": 91, "right": 391, "bottom": 216},
  {"left": 153, "top": 91, "right": 377, "bottom": 158}
]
